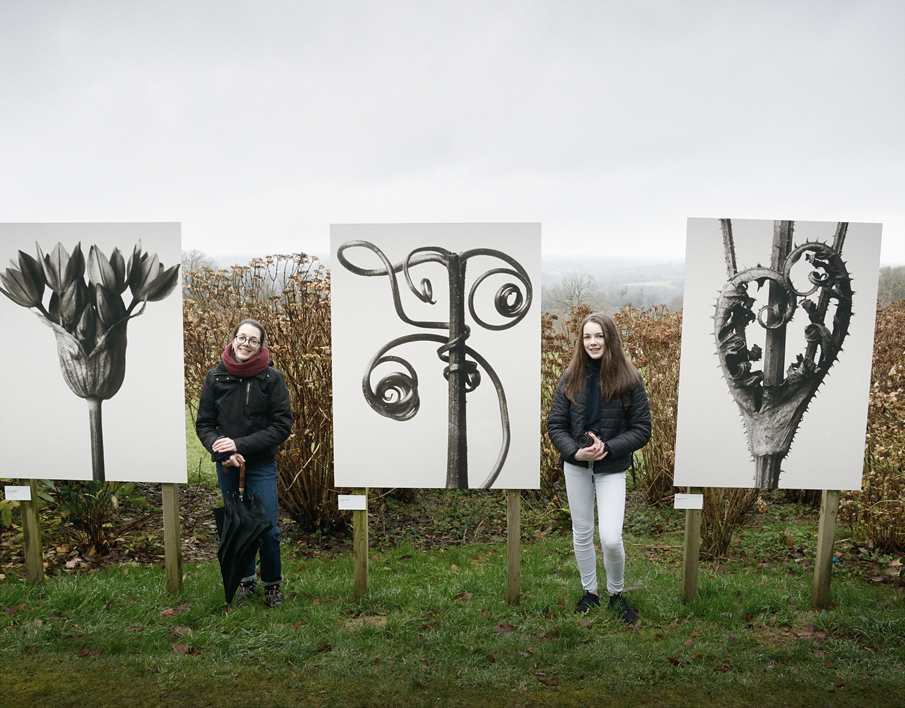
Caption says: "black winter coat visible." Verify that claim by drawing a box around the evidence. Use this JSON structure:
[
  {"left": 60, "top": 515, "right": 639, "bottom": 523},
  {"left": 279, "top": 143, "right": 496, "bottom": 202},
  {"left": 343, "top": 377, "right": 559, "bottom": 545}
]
[
  {"left": 547, "top": 373, "right": 652, "bottom": 474},
  {"left": 195, "top": 361, "right": 293, "bottom": 469}
]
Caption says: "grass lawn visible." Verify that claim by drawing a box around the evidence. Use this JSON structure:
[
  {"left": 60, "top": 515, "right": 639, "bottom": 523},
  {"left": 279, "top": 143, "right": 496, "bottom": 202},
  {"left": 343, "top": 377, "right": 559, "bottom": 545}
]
[{"left": 2, "top": 519, "right": 904, "bottom": 707}]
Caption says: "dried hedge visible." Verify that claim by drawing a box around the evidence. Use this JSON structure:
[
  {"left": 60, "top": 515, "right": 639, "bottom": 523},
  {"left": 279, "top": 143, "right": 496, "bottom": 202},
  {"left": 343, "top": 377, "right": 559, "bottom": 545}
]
[{"left": 840, "top": 300, "right": 905, "bottom": 551}]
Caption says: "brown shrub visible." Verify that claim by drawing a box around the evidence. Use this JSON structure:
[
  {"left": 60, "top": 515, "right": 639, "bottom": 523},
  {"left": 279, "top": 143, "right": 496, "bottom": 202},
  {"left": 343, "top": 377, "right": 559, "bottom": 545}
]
[{"left": 840, "top": 300, "right": 905, "bottom": 551}]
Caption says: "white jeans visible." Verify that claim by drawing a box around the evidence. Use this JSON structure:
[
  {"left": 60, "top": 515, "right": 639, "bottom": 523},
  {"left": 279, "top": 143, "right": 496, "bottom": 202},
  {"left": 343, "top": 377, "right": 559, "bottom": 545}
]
[{"left": 563, "top": 461, "right": 626, "bottom": 595}]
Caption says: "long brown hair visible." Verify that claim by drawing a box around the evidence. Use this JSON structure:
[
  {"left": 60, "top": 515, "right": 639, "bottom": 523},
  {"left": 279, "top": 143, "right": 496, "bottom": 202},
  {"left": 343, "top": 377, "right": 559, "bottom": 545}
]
[{"left": 560, "top": 313, "right": 641, "bottom": 403}]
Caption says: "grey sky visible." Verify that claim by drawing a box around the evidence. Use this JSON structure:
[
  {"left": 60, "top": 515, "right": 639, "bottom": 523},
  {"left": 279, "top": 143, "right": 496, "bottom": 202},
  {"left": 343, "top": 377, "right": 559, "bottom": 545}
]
[{"left": 2, "top": 0, "right": 903, "bottom": 263}]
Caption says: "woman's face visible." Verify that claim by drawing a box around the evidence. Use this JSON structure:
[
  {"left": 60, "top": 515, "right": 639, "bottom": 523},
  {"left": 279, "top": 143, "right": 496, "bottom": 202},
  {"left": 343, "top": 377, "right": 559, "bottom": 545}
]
[
  {"left": 233, "top": 324, "right": 263, "bottom": 362},
  {"left": 582, "top": 321, "right": 605, "bottom": 360}
]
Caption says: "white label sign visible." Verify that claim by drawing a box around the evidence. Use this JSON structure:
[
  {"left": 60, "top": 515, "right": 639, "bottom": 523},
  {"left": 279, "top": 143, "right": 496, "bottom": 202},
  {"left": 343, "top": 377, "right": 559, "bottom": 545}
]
[
  {"left": 4, "top": 485, "right": 32, "bottom": 501},
  {"left": 338, "top": 494, "right": 368, "bottom": 511},
  {"left": 674, "top": 493, "right": 704, "bottom": 510}
]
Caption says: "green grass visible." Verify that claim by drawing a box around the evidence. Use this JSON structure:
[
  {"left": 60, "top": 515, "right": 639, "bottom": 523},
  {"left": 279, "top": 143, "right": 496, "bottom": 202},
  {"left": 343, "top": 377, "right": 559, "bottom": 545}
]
[
  {"left": 185, "top": 403, "right": 217, "bottom": 488},
  {"left": 2, "top": 532, "right": 903, "bottom": 707}
]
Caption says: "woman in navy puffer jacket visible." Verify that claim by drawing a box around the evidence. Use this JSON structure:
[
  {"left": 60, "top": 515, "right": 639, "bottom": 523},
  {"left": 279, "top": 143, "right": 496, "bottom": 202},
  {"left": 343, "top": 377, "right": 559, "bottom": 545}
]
[{"left": 547, "top": 313, "right": 651, "bottom": 622}]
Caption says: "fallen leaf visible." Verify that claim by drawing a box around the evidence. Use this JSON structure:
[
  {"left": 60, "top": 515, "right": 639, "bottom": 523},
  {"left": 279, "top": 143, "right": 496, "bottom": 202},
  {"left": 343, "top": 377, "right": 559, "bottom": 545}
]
[
  {"left": 172, "top": 644, "right": 190, "bottom": 654},
  {"left": 579, "top": 620, "right": 592, "bottom": 629},
  {"left": 728, "top": 635, "right": 737, "bottom": 644},
  {"left": 667, "top": 657, "right": 680, "bottom": 666},
  {"left": 714, "top": 663, "right": 731, "bottom": 672},
  {"left": 450, "top": 564, "right": 459, "bottom": 572},
  {"left": 451, "top": 593, "right": 473, "bottom": 601},
  {"left": 293, "top": 621, "right": 307, "bottom": 630},
  {"left": 537, "top": 675, "right": 558, "bottom": 686},
  {"left": 486, "top": 653, "right": 497, "bottom": 663},
  {"left": 684, "top": 639, "right": 694, "bottom": 648},
  {"left": 169, "top": 626, "right": 192, "bottom": 636},
  {"left": 517, "top": 649, "right": 530, "bottom": 657},
  {"left": 495, "top": 624, "right": 516, "bottom": 634}
]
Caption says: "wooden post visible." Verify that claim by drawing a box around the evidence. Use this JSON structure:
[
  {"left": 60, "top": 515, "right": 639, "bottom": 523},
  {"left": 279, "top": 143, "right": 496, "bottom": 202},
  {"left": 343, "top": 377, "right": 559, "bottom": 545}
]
[
  {"left": 506, "top": 490, "right": 521, "bottom": 604},
  {"left": 813, "top": 489, "right": 840, "bottom": 609},
  {"left": 161, "top": 483, "right": 182, "bottom": 595},
  {"left": 353, "top": 487, "right": 369, "bottom": 600},
  {"left": 681, "top": 486, "right": 703, "bottom": 603},
  {"left": 21, "top": 479, "right": 44, "bottom": 585}
]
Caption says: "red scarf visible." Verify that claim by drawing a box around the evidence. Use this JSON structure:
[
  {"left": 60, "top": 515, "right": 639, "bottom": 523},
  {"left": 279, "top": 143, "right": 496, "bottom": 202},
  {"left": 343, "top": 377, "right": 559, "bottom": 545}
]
[{"left": 222, "top": 343, "right": 271, "bottom": 377}]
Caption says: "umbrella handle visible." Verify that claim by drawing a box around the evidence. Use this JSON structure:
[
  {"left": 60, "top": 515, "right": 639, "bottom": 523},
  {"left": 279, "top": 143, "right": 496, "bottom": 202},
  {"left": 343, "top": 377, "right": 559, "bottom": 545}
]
[{"left": 239, "top": 462, "right": 246, "bottom": 497}]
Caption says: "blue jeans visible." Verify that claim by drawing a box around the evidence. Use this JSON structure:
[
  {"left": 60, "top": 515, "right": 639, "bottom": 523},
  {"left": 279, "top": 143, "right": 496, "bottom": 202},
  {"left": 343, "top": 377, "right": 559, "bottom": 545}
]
[{"left": 217, "top": 460, "right": 282, "bottom": 586}]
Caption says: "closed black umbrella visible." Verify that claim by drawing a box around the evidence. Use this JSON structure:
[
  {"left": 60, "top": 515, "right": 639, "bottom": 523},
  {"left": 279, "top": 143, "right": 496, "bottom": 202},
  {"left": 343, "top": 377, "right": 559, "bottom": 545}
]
[{"left": 214, "top": 463, "right": 273, "bottom": 604}]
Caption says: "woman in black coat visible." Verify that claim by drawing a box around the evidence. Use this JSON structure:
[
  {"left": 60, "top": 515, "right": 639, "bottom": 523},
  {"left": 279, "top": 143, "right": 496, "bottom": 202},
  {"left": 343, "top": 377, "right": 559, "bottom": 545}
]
[
  {"left": 196, "top": 319, "right": 292, "bottom": 607},
  {"left": 547, "top": 313, "right": 651, "bottom": 621}
]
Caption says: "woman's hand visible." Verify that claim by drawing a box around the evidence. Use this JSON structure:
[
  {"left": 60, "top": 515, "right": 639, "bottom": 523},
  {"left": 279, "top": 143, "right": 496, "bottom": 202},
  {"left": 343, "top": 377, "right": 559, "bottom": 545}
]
[
  {"left": 212, "top": 437, "right": 237, "bottom": 454},
  {"left": 222, "top": 452, "right": 246, "bottom": 468},
  {"left": 574, "top": 432, "right": 609, "bottom": 462}
]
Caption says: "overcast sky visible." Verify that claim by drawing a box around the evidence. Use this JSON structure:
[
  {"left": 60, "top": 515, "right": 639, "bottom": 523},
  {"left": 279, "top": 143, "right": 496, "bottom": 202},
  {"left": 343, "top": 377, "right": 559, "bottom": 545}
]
[{"left": 2, "top": 0, "right": 903, "bottom": 264}]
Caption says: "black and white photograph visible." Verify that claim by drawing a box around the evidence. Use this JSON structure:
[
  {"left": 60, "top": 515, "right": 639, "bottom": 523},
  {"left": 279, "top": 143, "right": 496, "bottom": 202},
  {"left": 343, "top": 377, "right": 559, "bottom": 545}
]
[
  {"left": 674, "top": 217, "right": 882, "bottom": 491},
  {"left": 331, "top": 223, "right": 541, "bottom": 490},
  {"left": 0, "top": 222, "right": 187, "bottom": 484}
]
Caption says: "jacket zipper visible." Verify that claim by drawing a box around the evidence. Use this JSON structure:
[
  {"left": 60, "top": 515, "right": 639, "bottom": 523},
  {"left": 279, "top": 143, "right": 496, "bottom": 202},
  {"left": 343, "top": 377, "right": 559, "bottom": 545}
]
[{"left": 246, "top": 381, "right": 251, "bottom": 406}]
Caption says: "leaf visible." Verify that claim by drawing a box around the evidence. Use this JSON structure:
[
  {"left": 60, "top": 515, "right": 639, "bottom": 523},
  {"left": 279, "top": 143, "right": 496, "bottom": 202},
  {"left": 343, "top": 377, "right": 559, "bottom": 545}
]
[
  {"left": 684, "top": 639, "right": 695, "bottom": 648},
  {"left": 172, "top": 643, "right": 190, "bottom": 655},
  {"left": 451, "top": 592, "right": 473, "bottom": 601},
  {"left": 536, "top": 675, "right": 558, "bottom": 686},
  {"left": 495, "top": 624, "right": 516, "bottom": 634},
  {"left": 170, "top": 626, "right": 193, "bottom": 636}
]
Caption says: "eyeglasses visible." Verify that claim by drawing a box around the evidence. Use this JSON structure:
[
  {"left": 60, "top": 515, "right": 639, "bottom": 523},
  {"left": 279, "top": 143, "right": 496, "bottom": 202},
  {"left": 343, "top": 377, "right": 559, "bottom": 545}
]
[{"left": 235, "top": 334, "right": 261, "bottom": 347}]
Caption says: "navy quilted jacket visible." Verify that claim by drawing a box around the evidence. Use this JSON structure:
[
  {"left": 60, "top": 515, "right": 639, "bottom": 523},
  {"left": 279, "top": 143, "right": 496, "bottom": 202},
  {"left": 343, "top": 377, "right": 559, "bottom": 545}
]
[{"left": 547, "top": 374, "right": 652, "bottom": 473}]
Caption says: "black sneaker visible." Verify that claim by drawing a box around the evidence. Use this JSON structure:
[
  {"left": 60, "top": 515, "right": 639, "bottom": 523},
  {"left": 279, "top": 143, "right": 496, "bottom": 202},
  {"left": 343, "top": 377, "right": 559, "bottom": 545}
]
[
  {"left": 234, "top": 580, "right": 257, "bottom": 605},
  {"left": 574, "top": 590, "right": 600, "bottom": 614},
  {"left": 264, "top": 585, "right": 283, "bottom": 608},
  {"left": 608, "top": 593, "right": 637, "bottom": 624}
]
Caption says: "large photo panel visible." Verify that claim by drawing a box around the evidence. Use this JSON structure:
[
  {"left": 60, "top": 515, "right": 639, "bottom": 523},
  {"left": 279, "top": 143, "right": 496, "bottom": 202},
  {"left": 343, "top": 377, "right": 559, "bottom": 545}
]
[
  {"left": 0, "top": 223, "right": 187, "bottom": 483},
  {"left": 331, "top": 223, "right": 541, "bottom": 489},
  {"left": 674, "top": 218, "right": 881, "bottom": 491}
]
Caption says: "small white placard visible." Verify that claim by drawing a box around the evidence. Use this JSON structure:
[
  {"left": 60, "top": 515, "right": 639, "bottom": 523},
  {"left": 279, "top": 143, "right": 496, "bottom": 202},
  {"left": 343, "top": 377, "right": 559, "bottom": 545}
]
[
  {"left": 4, "top": 486, "right": 32, "bottom": 501},
  {"left": 674, "top": 493, "right": 704, "bottom": 510},
  {"left": 338, "top": 494, "right": 368, "bottom": 510}
]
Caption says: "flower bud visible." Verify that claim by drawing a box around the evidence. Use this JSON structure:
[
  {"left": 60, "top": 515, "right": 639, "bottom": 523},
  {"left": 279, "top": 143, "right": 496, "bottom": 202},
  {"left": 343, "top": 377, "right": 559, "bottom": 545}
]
[
  {"left": 0, "top": 267, "right": 43, "bottom": 308},
  {"left": 95, "top": 283, "right": 127, "bottom": 326},
  {"left": 41, "top": 242, "right": 70, "bottom": 293}
]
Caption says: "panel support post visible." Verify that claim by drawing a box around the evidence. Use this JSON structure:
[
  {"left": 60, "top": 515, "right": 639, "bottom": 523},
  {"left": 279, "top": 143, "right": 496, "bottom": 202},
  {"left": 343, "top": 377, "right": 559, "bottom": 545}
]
[
  {"left": 681, "top": 486, "right": 703, "bottom": 604},
  {"left": 161, "top": 483, "right": 183, "bottom": 595},
  {"left": 506, "top": 489, "right": 521, "bottom": 604},
  {"left": 21, "top": 478, "right": 44, "bottom": 585},
  {"left": 813, "top": 489, "right": 840, "bottom": 610},
  {"left": 353, "top": 487, "right": 369, "bottom": 600}
]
